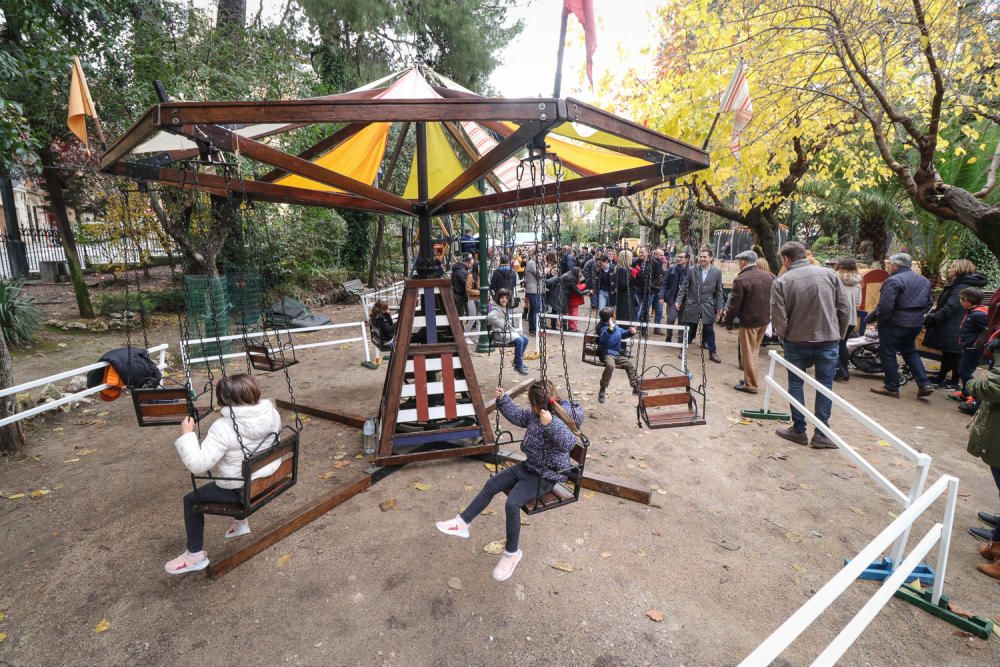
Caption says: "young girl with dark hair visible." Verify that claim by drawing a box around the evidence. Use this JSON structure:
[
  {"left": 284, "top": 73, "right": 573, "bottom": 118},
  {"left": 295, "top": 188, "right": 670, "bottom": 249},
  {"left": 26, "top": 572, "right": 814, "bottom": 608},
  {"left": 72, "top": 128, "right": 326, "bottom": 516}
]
[
  {"left": 436, "top": 380, "right": 584, "bottom": 581},
  {"left": 369, "top": 300, "right": 395, "bottom": 353},
  {"left": 166, "top": 373, "right": 281, "bottom": 575}
]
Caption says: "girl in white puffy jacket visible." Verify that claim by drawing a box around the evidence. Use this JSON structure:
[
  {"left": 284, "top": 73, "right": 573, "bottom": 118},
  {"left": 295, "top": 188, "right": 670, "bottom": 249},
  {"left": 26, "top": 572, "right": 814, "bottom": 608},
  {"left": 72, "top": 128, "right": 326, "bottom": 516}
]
[{"left": 165, "top": 373, "right": 281, "bottom": 575}]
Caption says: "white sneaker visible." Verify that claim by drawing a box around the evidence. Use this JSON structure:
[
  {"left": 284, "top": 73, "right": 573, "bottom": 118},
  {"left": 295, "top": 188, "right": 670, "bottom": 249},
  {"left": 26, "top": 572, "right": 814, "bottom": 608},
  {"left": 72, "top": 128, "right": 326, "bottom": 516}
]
[
  {"left": 225, "top": 519, "right": 251, "bottom": 539},
  {"left": 164, "top": 550, "right": 209, "bottom": 575},
  {"left": 435, "top": 515, "right": 470, "bottom": 539},
  {"left": 492, "top": 549, "right": 523, "bottom": 581}
]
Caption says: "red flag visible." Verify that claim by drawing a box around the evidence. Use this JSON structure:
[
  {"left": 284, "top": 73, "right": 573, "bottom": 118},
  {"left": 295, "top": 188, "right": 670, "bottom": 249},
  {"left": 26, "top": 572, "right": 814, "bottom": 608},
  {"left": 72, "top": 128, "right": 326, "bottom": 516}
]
[{"left": 563, "top": 0, "right": 597, "bottom": 87}]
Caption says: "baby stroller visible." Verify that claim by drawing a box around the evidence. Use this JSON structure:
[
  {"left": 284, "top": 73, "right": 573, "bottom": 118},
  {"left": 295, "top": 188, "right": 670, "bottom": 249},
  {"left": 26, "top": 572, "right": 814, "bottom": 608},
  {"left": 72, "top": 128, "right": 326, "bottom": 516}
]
[{"left": 846, "top": 328, "right": 913, "bottom": 385}]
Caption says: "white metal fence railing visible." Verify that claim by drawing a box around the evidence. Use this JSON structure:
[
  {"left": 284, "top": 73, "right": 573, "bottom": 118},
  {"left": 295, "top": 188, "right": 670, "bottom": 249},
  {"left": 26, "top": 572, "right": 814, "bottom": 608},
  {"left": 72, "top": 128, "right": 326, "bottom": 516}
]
[
  {"left": 759, "top": 350, "right": 933, "bottom": 568},
  {"left": 180, "top": 321, "right": 372, "bottom": 369},
  {"left": 359, "top": 281, "right": 406, "bottom": 315},
  {"left": 0, "top": 343, "right": 169, "bottom": 427},
  {"left": 739, "top": 474, "right": 960, "bottom": 667}
]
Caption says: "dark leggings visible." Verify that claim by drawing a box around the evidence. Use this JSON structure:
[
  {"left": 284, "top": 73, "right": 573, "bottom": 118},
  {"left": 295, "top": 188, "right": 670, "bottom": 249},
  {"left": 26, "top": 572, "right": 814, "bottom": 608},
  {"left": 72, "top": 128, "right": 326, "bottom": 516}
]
[
  {"left": 460, "top": 462, "right": 553, "bottom": 553},
  {"left": 934, "top": 352, "right": 961, "bottom": 385},
  {"left": 837, "top": 325, "right": 855, "bottom": 377},
  {"left": 183, "top": 483, "right": 241, "bottom": 552},
  {"left": 992, "top": 466, "right": 1000, "bottom": 542}
]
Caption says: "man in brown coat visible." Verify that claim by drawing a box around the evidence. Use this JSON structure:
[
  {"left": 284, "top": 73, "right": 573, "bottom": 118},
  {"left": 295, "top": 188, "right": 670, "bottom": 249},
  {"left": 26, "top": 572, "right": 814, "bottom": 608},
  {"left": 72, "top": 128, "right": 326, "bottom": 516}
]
[{"left": 724, "top": 250, "right": 774, "bottom": 393}]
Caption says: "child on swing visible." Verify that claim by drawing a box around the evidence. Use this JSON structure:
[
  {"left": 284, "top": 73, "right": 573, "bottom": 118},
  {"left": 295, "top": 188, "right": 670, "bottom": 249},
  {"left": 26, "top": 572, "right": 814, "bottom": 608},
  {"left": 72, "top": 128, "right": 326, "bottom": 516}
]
[
  {"left": 436, "top": 379, "right": 584, "bottom": 581},
  {"left": 165, "top": 373, "right": 281, "bottom": 575}
]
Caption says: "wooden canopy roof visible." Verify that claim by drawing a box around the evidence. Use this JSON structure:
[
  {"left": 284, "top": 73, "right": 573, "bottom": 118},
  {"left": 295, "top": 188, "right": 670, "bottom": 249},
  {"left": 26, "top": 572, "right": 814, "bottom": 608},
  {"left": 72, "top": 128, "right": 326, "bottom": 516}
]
[{"left": 100, "top": 68, "right": 709, "bottom": 217}]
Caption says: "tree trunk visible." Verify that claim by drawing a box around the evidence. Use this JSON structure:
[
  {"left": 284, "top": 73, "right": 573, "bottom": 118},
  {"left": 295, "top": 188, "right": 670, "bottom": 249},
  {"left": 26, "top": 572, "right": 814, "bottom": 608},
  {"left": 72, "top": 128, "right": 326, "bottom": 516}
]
[
  {"left": 0, "top": 331, "right": 25, "bottom": 458},
  {"left": 745, "top": 210, "right": 780, "bottom": 275},
  {"left": 367, "top": 214, "right": 385, "bottom": 287},
  {"left": 857, "top": 216, "right": 889, "bottom": 263},
  {"left": 39, "top": 148, "right": 94, "bottom": 318}
]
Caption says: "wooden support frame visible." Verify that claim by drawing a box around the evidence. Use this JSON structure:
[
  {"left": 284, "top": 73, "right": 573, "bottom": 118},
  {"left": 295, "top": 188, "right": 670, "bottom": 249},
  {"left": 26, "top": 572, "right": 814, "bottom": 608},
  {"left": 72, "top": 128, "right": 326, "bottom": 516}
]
[{"left": 259, "top": 121, "right": 370, "bottom": 182}]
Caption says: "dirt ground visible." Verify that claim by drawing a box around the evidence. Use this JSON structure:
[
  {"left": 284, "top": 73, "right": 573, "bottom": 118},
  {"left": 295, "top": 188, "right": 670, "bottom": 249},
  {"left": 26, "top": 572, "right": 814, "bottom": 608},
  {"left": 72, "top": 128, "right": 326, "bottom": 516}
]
[{"left": 2, "top": 280, "right": 1000, "bottom": 667}]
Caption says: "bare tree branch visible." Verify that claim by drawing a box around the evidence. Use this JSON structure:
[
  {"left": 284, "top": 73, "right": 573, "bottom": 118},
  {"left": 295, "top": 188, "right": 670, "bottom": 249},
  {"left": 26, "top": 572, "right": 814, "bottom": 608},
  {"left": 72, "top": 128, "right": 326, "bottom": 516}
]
[{"left": 974, "top": 140, "right": 1000, "bottom": 199}]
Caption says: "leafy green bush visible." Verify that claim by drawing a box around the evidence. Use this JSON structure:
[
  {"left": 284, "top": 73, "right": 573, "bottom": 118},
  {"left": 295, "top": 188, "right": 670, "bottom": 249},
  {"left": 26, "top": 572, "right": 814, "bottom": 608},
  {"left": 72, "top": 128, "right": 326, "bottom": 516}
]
[
  {"left": 95, "top": 291, "right": 154, "bottom": 322},
  {"left": 0, "top": 279, "right": 41, "bottom": 346},
  {"left": 956, "top": 231, "right": 1000, "bottom": 288},
  {"left": 147, "top": 287, "right": 185, "bottom": 313}
]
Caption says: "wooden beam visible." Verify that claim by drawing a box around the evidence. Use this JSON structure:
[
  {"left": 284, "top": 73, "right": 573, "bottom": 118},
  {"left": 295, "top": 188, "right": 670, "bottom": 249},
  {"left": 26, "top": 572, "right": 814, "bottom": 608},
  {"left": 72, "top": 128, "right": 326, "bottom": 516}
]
[
  {"left": 155, "top": 98, "right": 558, "bottom": 126},
  {"left": 99, "top": 107, "right": 159, "bottom": 170},
  {"left": 442, "top": 122, "right": 504, "bottom": 195},
  {"left": 259, "top": 122, "right": 370, "bottom": 182},
  {"left": 377, "top": 443, "right": 496, "bottom": 466},
  {"left": 483, "top": 377, "right": 534, "bottom": 414},
  {"left": 107, "top": 162, "right": 401, "bottom": 214},
  {"left": 493, "top": 451, "right": 652, "bottom": 505},
  {"left": 428, "top": 120, "right": 545, "bottom": 214},
  {"left": 275, "top": 399, "right": 367, "bottom": 429},
  {"left": 207, "top": 474, "right": 372, "bottom": 577},
  {"left": 178, "top": 124, "right": 414, "bottom": 214}
]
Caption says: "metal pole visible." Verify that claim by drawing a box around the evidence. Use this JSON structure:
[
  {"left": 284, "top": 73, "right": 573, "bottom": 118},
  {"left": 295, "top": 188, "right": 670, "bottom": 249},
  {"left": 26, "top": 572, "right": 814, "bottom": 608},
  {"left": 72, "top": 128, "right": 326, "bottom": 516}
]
[
  {"left": 415, "top": 122, "right": 433, "bottom": 278},
  {"left": 552, "top": 11, "right": 570, "bottom": 98},
  {"left": 0, "top": 169, "right": 29, "bottom": 278},
  {"left": 476, "top": 178, "right": 491, "bottom": 353}
]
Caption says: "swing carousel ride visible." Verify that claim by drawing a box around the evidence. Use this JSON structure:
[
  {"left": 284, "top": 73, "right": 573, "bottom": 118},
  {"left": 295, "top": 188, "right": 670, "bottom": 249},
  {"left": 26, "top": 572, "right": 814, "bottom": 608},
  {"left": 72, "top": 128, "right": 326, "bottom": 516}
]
[{"left": 99, "top": 65, "right": 709, "bottom": 574}]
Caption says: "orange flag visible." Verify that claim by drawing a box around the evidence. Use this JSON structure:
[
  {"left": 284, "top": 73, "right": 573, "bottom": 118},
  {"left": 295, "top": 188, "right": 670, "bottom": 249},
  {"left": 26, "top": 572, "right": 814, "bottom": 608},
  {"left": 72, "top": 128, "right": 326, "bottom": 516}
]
[{"left": 67, "top": 56, "right": 97, "bottom": 145}]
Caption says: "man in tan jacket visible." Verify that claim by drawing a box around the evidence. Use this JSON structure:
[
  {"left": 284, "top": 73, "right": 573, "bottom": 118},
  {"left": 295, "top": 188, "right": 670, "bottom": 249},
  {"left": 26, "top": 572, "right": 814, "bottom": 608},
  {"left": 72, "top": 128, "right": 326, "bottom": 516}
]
[{"left": 771, "top": 242, "right": 851, "bottom": 449}]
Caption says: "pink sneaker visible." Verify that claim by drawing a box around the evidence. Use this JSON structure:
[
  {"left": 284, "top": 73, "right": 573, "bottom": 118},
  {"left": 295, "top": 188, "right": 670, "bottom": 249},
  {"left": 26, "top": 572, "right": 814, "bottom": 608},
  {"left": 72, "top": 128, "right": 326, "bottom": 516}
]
[
  {"left": 492, "top": 549, "right": 523, "bottom": 581},
  {"left": 435, "top": 515, "right": 470, "bottom": 539},
  {"left": 164, "top": 550, "right": 209, "bottom": 575},
  {"left": 225, "top": 519, "right": 250, "bottom": 539}
]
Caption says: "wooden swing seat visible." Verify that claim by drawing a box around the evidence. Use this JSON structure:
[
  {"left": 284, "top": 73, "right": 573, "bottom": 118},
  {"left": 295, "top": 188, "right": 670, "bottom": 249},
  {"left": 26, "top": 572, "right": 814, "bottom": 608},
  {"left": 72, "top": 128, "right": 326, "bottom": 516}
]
[
  {"left": 192, "top": 431, "right": 299, "bottom": 520},
  {"left": 132, "top": 384, "right": 213, "bottom": 427},
  {"left": 246, "top": 343, "right": 299, "bottom": 372},
  {"left": 581, "top": 334, "right": 603, "bottom": 367},
  {"left": 637, "top": 375, "right": 705, "bottom": 429},
  {"left": 505, "top": 442, "right": 587, "bottom": 515}
]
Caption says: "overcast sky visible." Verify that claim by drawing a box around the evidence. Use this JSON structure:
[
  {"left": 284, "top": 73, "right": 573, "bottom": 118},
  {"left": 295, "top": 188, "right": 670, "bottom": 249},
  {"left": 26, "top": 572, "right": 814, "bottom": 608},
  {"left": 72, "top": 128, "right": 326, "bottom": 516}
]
[{"left": 489, "top": 0, "right": 662, "bottom": 100}]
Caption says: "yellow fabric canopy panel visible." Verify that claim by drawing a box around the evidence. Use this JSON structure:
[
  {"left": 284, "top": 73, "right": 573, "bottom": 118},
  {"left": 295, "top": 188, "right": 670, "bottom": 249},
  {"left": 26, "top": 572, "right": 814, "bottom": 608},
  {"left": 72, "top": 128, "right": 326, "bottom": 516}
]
[
  {"left": 275, "top": 122, "right": 390, "bottom": 192},
  {"left": 403, "top": 122, "right": 480, "bottom": 200}
]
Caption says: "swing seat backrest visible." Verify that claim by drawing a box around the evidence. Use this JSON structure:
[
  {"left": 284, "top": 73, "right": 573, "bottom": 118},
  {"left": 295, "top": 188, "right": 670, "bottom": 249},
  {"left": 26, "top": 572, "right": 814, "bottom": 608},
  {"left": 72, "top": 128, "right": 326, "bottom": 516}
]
[
  {"left": 192, "top": 431, "right": 299, "bottom": 520},
  {"left": 637, "top": 375, "right": 705, "bottom": 428},
  {"left": 246, "top": 343, "right": 298, "bottom": 372},
  {"left": 132, "top": 383, "right": 212, "bottom": 427},
  {"left": 581, "top": 335, "right": 603, "bottom": 367}
]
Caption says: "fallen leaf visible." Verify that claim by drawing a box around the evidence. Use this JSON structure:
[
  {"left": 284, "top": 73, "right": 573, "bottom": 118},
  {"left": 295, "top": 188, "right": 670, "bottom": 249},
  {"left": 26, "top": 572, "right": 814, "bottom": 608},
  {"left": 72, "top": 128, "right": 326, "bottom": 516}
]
[
  {"left": 52, "top": 427, "right": 64, "bottom": 433},
  {"left": 5, "top": 493, "right": 25, "bottom": 500},
  {"left": 447, "top": 577, "right": 463, "bottom": 590},
  {"left": 332, "top": 460, "right": 351, "bottom": 469},
  {"left": 637, "top": 549, "right": 647, "bottom": 557},
  {"left": 638, "top": 462, "right": 648, "bottom": 469},
  {"left": 413, "top": 482, "right": 432, "bottom": 491},
  {"left": 583, "top": 490, "right": 596, "bottom": 499},
  {"left": 73, "top": 420, "right": 98, "bottom": 426},
  {"left": 949, "top": 604, "right": 976, "bottom": 619},
  {"left": 333, "top": 453, "right": 346, "bottom": 460},
  {"left": 876, "top": 439, "right": 891, "bottom": 448},
  {"left": 0, "top": 611, "right": 5, "bottom": 622},
  {"left": 993, "top": 623, "right": 1000, "bottom": 639},
  {"left": 520, "top": 517, "right": 531, "bottom": 525},
  {"left": 799, "top": 483, "right": 814, "bottom": 490},
  {"left": 483, "top": 463, "right": 500, "bottom": 472},
  {"left": 96, "top": 411, "right": 109, "bottom": 417},
  {"left": 0, "top": 631, "right": 6, "bottom": 642},
  {"left": 550, "top": 562, "right": 575, "bottom": 573},
  {"left": 850, "top": 507, "right": 864, "bottom": 515},
  {"left": 792, "top": 564, "right": 807, "bottom": 573},
  {"left": 655, "top": 489, "right": 667, "bottom": 495},
  {"left": 379, "top": 498, "right": 397, "bottom": 512},
  {"left": 316, "top": 471, "right": 336, "bottom": 480},
  {"left": 953, "top": 630, "right": 974, "bottom": 638},
  {"left": 481, "top": 508, "right": 496, "bottom": 516},
  {"left": 58, "top": 342, "right": 67, "bottom": 348},
  {"left": 738, "top": 418, "right": 754, "bottom": 425},
  {"left": 483, "top": 540, "right": 506, "bottom": 555},
  {"left": 601, "top": 551, "right": 611, "bottom": 558},
  {"left": 646, "top": 609, "right": 664, "bottom": 622},
  {"left": 779, "top": 483, "right": 798, "bottom": 491},
  {"left": 30, "top": 489, "right": 50, "bottom": 498},
  {"left": 785, "top": 531, "right": 803, "bottom": 543},
  {"left": 94, "top": 619, "right": 110, "bottom": 634},
  {"left": 52, "top": 483, "right": 63, "bottom": 490},
  {"left": 463, "top": 484, "right": 474, "bottom": 492},
  {"left": 75, "top": 448, "right": 98, "bottom": 457},
  {"left": 277, "top": 553, "right": 291, "bottom": 567},
  {"left": 888, "top": 511, "right": 898, "bottom": 519},
  {"left": 31, "top": 454, "right": 42, "bottom": 461},
  {"left": 767, "top": 453, "right": 788, "bottom": 461},
  {"left": 354, "top": 454, "right": 363, "bottom": 459},
  {"left": 63, "top": 458, "right": 80, "bottom": 463}
]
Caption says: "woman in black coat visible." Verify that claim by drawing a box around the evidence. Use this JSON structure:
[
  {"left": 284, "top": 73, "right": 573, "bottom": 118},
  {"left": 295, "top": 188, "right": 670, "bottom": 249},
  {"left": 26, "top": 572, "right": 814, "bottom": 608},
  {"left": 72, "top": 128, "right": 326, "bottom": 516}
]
[
  {"left": 923, "top": 260, "right": 987, "bottom": 388},
  {"left": 612, "top": 249, "right": 634, "bottom": 322}
]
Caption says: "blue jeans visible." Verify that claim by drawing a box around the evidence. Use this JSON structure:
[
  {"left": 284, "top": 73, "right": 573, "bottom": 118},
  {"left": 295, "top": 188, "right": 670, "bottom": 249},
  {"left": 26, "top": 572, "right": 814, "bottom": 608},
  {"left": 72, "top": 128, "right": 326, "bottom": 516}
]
[
  {"left": 634, "top": 294, "right": 654, "bottom": 322},
  {"left": 652, "top": 298, "right": 663, "bottom": 325},
  {"left": 598, "top": 290, "right": 610, "bottom": 310},
  {"left": 878, "top": 325, "right": 929, "bottom": 391},
  {"left": 782, "top": 341, "right": 839, "bottom": 433},
  {"left": 460, "top": 462, "right": 553, "bottom": 553},
  {"left": 526, "top": 293, "right": 542, "bottom": 334},
  {"left": 512, "top": 335, "right": 528, "bottom": 368}
]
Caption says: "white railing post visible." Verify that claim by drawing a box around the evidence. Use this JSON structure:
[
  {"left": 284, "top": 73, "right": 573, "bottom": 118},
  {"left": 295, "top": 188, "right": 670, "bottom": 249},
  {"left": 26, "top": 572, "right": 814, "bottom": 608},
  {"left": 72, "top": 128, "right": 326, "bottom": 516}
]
[
  {"left": 931, "top": 477, "right": 960, "bottom": 606},
  {"left": 760, "top": 353, "right": 778, "bottom": 415},
  {"left": 890, "top": 455, "right": 932, "bottom": 565},
  {"left": 360, "top": 321, "right": 372, "bottom": 363}
]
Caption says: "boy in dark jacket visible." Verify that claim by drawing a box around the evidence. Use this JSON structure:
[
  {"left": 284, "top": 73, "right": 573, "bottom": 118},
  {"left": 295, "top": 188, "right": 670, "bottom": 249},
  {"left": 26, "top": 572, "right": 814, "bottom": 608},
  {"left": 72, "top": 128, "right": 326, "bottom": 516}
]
[
  {"left": 950, "top": 287, "right": 989, "bottom": 409},
  {"left": 595, "top": 307, "right": 639, "bottom": 404}
]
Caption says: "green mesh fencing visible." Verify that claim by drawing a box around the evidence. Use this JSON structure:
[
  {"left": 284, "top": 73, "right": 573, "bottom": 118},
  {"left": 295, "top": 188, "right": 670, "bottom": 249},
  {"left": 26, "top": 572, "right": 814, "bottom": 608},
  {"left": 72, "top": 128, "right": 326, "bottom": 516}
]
[
  {"left": 226, "top": 271, "right": 264, "bottom": 329},
  {"left": 184, "top": 275, "right": 231, "bottom": 360}
]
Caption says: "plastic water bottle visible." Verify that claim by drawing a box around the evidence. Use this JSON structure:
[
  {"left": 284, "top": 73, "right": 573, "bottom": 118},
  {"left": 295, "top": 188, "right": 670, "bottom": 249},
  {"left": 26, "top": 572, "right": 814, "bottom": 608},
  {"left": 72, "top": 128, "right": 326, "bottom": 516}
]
[{"left": 363, "top": 418, "right": 376, "bottom": 455}]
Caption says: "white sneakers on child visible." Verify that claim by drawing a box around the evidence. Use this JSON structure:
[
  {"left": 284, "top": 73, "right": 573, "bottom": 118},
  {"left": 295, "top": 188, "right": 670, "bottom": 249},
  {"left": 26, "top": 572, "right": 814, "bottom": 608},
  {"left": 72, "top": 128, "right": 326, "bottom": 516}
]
[
  {"left": 435, "top": 515, "right": 470, "bottom": 539},
  {"left": 225, "top": 519, "right": 251, "bottom": 539},
  {"left": 492, "top": 549, "right": 523, "bottom": 581},
  {"left": 164, "top": 550, "right": 209, "bottom": 575}
]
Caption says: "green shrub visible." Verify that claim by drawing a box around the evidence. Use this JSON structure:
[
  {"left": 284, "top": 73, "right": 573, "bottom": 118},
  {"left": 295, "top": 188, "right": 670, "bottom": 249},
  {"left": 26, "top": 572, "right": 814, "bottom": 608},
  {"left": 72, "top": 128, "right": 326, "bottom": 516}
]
[
  {"left": 95, "top": 291, "right": 154, "bottom": 322},
  {"left": 956, "top": 231, "right": 1000, "bottom": 288},
  {"left": 0, "top": 279, "right": 41, "bottom": 346},
  {"left": 147, "top": 287, "right": 186, "bottom": 313}
]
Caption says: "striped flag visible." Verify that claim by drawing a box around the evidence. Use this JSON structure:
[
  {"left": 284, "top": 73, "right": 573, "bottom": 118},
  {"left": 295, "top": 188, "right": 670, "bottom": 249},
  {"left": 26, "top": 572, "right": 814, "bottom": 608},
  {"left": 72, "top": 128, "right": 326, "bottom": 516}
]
[{"left": 718, "top": 60, "right": 753, "bottom": 160}]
